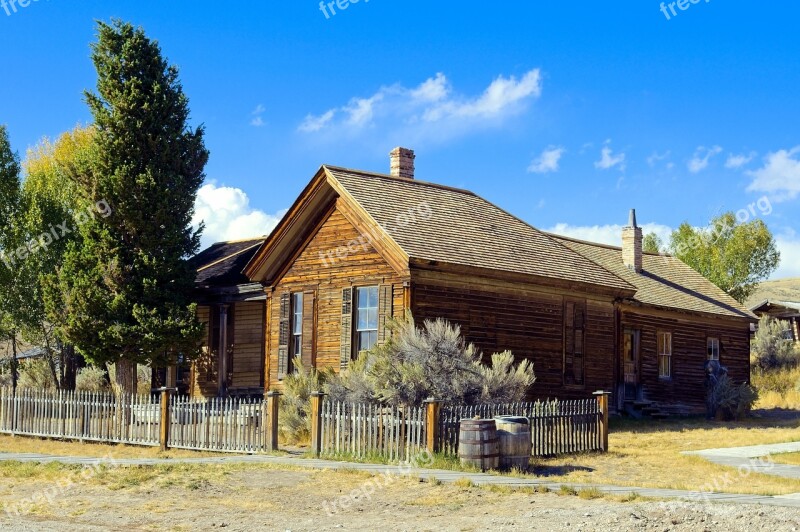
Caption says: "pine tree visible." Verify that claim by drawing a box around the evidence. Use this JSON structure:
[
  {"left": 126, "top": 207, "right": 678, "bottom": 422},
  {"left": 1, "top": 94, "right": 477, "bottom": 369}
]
[
  {"left": 49, "top": 21, "right": 207, "bottom": 394},
  {"left": 0, "top": 125, "right": 22, "bottom": 391}
]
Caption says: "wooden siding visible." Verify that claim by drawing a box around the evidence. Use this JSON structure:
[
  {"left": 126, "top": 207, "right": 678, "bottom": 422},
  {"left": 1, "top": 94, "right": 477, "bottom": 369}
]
[
  {"left": 619, "top": 305, "right": 751, "bottom": 412},
  {"left": 231, "top": 301, "right": 266, "bottom": 389},
  {"left": 267, "top": 201, "right": 407, "bottom": 389},
  {"left": 410, "top": 269, "right": 617, "bottom": 401}
]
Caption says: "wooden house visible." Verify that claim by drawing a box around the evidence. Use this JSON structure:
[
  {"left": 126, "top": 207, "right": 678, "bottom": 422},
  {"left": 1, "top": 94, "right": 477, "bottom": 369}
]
[
  {"left": 242, "top": 148, "right": 756, "bottom": 413},
  {"left": 749, "top": 300, "right": 800, "bottom": 345},
  {"left": 158, "top": 238, "right": 268, "bottom": 398}
]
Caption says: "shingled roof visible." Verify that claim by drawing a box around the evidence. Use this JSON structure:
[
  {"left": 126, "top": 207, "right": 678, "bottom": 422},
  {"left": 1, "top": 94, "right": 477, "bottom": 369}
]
[
  {"left": 326, "top": 167, "right": 635, "bottom": 292},
  {"left": 551, "top": 234, "right": 757, "bottom": 320},
  {"left": 192, "top": 238, "right": 266, "bottom": 288}
]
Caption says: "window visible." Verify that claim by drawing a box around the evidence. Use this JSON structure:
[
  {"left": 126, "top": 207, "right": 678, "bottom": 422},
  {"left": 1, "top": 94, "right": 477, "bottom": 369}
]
[
  {"left": 658, "top": 331, "right": 672, "bottom": 379},
  {"left": 355, "top": 286, "right": 379, "bottom": 353},
  {"left": 707, "top": 337, "right": 720, "bottom": 361},
  {"left": 291, "top": 293, "right": 304, "bottom": 370}
]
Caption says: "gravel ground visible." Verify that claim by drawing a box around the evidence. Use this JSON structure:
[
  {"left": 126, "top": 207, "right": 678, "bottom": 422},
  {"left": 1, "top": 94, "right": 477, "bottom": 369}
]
[{"left": 1, "top": 467, "right": 800, "bottom": 531}]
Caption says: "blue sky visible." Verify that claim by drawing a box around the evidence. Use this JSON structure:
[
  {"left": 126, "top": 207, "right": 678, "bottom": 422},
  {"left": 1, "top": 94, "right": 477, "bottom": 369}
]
[{"left": 1, "top": 0, "right": 798, "bottom": 278}]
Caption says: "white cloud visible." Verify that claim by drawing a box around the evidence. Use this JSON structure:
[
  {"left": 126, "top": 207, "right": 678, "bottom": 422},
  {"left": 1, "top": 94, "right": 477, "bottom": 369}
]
[
  {"left": 688, "top": 145, "right": 723, "bottom": 173},
  {"left": 527, "top": 146, "right": 565, "bottom": 174},
  {"left": 773, "top": 230, "right": 800, "bottom": 279},
  {"left": 725, "top": 151, "right": 756, "bottom": 170},
  {"left": 546, "top": 222, "right": 673, "bottom": 248},
  {"left": 297, "top": 70, "right": 542, "bottom": 143},
  {"left": 409, "top": 72, "right": 449, "bottom": 103},
  {"left": 299, "top": 109, "right": 336, "bottom": 133},
  {"left": 647, "top": 150, "right": 671, "bottom": 167},
  {"left": 250, "top": 104, "right": 266, "bottom": 127},
  {"left": 746, "top": 147, "right": 800, "bottom": 202},
  {"left": 193, "top": 183, "right": 286, "bottom": 249},
  {"left": 594, "top": 141, "right": 626, "bottom": 171}
]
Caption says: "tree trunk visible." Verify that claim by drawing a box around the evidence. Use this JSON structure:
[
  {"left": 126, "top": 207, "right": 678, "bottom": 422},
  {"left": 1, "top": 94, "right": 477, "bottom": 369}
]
[
  {"left": 62, "top": 344, "right": 77, "bottom": 391},
  {"left": 114, "top": 358, "right": 138, "bottom": 396},
  {"left": 11, "top": 333, "right": 18, "bottom": 394}
]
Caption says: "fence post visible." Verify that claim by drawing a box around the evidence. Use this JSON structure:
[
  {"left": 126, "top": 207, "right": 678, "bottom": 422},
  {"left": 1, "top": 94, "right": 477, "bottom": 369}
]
[
  {"left": 424, "top": 398, "right": 442, "bottom": 455},
  {"left": 593, "top": 391, "right": 611, "bottom": 452},
  {"left": 265, "top": 391, "right": 281, "bottom": 452},
  {"left": 158, "top": 387, "right": 176, "bottom": 452},
  {"left": 310, "top": 391, "right": 325, "bottom": 457}
]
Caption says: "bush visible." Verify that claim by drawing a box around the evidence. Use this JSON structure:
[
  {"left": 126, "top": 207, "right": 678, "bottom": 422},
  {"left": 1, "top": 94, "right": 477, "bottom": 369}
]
[
  {"left": 278, "top": 359, "right": 333, "bottom": 445},
  {"left": 712, "top": 375, "right": 758, "bottom": 420},
  {"left": 75, "top": 365, "right": 110, "bottom": 392},
  {"left": 751, "top": 316, "right": 798, "bottom": 371},
  {"left": 325, "top": 316, "right": 536, "bottom": 407}
]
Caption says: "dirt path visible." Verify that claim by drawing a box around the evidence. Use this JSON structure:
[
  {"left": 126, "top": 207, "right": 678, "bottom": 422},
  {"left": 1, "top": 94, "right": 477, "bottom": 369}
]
[{"left": 2, "top": 466, "right": 800, "bottom": 531}]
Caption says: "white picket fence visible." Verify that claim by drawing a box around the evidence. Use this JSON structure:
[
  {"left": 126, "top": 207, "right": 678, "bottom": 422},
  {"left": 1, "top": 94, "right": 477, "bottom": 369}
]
[
  {"left": 319, "top": 401, "right": 426, "bottom": 461},
  {"left": 168, "top": 395, "right": 268, "bottom": 453},
  {"left": 0, "top": 388, "right": 161, "bottom": 446}
]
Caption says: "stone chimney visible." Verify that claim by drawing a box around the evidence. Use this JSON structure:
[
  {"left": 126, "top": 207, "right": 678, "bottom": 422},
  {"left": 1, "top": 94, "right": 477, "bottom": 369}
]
[
  {"left": 390, "top": 147, "right": 415, "bottom": 179},
  {"left": 622, "top": 209, "right": 643, "bottom": 273}
]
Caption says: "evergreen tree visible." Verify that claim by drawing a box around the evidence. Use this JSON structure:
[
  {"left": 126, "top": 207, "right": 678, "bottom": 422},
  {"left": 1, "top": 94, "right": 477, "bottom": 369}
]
[
  {"left": 49, "top": 21, "right": 207, "bottom": 394},
  {"left": 0, "top": 125, "right": 22, "bottom": 391}
]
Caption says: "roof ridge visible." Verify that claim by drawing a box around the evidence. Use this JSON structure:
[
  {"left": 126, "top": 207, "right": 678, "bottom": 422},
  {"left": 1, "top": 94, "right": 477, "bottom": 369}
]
[
  {"left": 197, "top": 241, "right": 265, "bottom": 273},
  {"left": 323, "top": 165, "right": 478, "bottom": 197}
]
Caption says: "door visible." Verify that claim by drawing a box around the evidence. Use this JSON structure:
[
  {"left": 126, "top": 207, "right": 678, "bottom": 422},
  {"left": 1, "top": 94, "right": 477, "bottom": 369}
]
[{"left": 622, "top": 329, "right": 640, "bottom": 400}]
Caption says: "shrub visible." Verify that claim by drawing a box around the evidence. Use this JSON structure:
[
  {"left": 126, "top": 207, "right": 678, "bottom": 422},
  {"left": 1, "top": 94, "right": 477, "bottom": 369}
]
[
  {"left": 278, "top": 359, "right": 334, "bottom": 445},
  {"left": 751, "top": 316, "right": 798, "bottom": 371},
  {"left": 325, "top": 315, "right": 536, "bottom": 407},
  {"left": 75, "top": 365, "right": 110, "bottom": 392},
  {"left": 712, "top": 375, "right": 758, "bottom": 420},
  {"left": 480, "top": 351, "right": 536, "bottom": 405}
]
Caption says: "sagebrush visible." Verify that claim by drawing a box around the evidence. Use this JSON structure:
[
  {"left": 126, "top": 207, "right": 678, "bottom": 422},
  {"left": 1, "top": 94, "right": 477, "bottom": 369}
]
[{"left": 325, "top": 316, "right": 535, "bottom": 407}]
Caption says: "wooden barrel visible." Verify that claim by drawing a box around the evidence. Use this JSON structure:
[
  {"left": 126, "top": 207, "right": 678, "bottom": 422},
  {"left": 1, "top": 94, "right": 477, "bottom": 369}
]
[
  {"left": 494, "top": 416, "right": 532, "bottom": 471},
  {"left": 459, "top": 419, "right": 499, "bottom": 471}
]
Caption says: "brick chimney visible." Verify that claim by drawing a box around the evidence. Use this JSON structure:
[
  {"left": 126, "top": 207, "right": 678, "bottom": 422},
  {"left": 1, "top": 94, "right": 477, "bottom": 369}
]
[
  {"left": 622, "top": 209, "right": 643, "bottom": 273},
  {"left": 390, "top": 147, "right": 415, "bottom": 179}
]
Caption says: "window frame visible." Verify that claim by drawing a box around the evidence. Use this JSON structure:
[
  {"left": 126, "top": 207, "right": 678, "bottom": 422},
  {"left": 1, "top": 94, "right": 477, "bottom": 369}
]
[
  {"left": 707, "top": 337, "right": 720, "bottom": 361},
  {"left": 658, "top": 330, "right": 672, "bottom": 380},
  {"left": 354, "top": 286, "right": 380, "bottom": 355},
  {"left": 290, "top": 292, "right": 304, "bottom": 372}
]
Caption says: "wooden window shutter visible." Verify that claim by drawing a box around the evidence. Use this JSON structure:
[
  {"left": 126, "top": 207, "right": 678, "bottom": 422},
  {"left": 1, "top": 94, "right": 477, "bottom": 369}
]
[
  {"left": 573, "top": 303, "right": 585, "bottom": 385},
  {"left": 340, "top": 288, "right": 353, "bottom": 370},
  {"left": 277, "top": 293, "right": 290, "bottom": 380},
  {"left": 378, "top": 284, "right": 393, "bottom": 345},
  {"left": 301, "top": 290, "right": 316, "bottom": 369}
]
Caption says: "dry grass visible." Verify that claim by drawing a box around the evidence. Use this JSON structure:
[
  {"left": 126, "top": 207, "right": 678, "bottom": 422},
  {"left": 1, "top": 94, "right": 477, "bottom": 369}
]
[
  {"left": 0, "top": 434, "right": 231, "bottom": 460},
  {"left": 767, "top": 452, "right": 800, "bottom": 466},
  {"left": 523, "top": 415, "right": 800, "bottom": 496},
  {"left": 752, "top": 366, "right": 800, "bottom": 409}
]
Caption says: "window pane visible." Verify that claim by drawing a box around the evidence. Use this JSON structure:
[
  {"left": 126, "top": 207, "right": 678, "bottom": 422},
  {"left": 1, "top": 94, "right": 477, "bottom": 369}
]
[
  {"left": 368, "top": 287, "right": 379, "bottom": 307},
  {"left": 357, "top": 309, "right": 370, "bottom": 331}
]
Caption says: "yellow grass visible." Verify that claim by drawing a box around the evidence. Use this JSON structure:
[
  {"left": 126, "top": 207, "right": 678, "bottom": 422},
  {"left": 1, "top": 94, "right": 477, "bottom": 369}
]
[
  {"left": 752, "top": 366, "right": 800, "bottom": 409},
  {"left": 524, "top": 416, "right": 800, "bottom": 496},
  {"left": 767, "top": 452, "right": 800, "bottom": 466},
  {"left": 0, "top": 434, "right": 231, "bottom": 459}
]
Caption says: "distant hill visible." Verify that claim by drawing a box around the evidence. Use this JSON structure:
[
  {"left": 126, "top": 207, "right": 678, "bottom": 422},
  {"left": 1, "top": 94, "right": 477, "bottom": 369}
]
[{"left": 745, "top": 278, "right": 800, "bottom": 308}]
